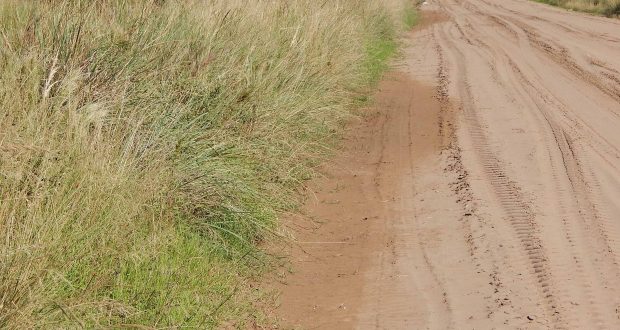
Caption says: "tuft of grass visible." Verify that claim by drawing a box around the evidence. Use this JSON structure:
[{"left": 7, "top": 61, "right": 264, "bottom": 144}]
[
  {"left": 0, "top": 0, "right": 414, "bottom": 327},
  {"left": 534, "top": 0, "right": 620, "bottom": 16},
  {"left": 364, "top": 14, "right": 399, "bottom": 85},
  {"left": 404, "top": 3, "right": 421, "bottom": 29}
]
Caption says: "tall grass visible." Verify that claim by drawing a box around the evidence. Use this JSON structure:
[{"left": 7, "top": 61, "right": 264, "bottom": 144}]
[
  {"left": 0, "top": 0, "right": 409, "bottom": 327},
  {"left": 535, "top": 0, "right": 620, "bottom": 16}
]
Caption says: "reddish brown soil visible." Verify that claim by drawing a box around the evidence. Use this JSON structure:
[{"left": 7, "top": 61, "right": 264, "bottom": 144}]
[{"left": 274, "top": 71, "right": 447, "bottom": 328}]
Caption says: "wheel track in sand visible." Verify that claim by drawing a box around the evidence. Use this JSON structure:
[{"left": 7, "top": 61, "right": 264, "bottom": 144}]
[
  {"left": 434, "top": 6, "right": 566, "bottom": 326},
  {"left": 461, "top": 0, "right": 620, "bottom": 176},
  {"left": 505, "top": 57, "right": 612, "bottom": 329},
  {"left": 435, "top": 21, "right": 565, "bottom": 329},
  {"left": 444, "top": 1, "right": 620, "bottom": 326}
]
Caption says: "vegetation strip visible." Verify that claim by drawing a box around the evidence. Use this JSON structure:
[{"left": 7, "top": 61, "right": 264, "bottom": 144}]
[
  {"left": 533, "top": 0, "right": 620, "bottom": 17},
  {"left": 0, "top": 0, "right": 413, "bottom": 327}
]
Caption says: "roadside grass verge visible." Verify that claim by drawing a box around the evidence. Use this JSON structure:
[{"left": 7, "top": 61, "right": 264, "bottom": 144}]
[
  {"left": 534, "top": 0, "right": 620, "bottom": 16},
  {"left": 0, "top": 0, "right": 413, "bottom": 327}
]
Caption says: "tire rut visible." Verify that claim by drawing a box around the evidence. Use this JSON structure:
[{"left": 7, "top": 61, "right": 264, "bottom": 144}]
[{"left": 435, "top": 10, "right": 566, "bottom": 327}]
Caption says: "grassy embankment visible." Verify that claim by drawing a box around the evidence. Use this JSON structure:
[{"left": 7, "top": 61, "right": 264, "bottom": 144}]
[
  {"left": 0, "top": 0, "right": 413, "bottom": 327},
  {"left": 534, "top": 0, "right": 620, "bottom": 16}
]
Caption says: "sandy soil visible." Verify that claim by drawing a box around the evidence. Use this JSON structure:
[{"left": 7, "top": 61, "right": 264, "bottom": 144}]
[{"left": 274, "top": 0, "right": 620, "bottom": 328}]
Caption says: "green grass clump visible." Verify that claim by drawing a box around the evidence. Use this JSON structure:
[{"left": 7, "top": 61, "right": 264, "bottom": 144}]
[
  {"left": 404, "top": 3, "right": 421, "bottom": 29},
  {"left": 0, "top": 0, "right": 413, "bottom": 327},
  {"left": 365, "top": 18, "right": 399, "bottom": 85}
]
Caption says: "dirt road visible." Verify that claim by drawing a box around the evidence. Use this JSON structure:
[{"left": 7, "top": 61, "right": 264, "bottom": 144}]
[{"left": 275, "top": 0, "right": 620, "bottom": 328}]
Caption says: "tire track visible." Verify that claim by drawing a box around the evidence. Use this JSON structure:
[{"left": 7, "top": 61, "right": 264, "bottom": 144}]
[
  {"left": 436, "top": 0, "right": 620, "bottom": 327},
  {"left": 434, "top": 10, "right": 566, "bottom": 327},
  {"left": 463, "top": 0, "right": 620, "bottom": 113},
  {"left": 458, "top": 0, "right": 620, "bottom": 174},
  {"left": 505, "top": 58, "right": 614, "bottom": 329}
]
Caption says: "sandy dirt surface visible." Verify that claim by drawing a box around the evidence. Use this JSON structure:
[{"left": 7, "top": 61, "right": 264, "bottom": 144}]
[{"left": 274, "top": 0, "right": 620, "bottom": 328}]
